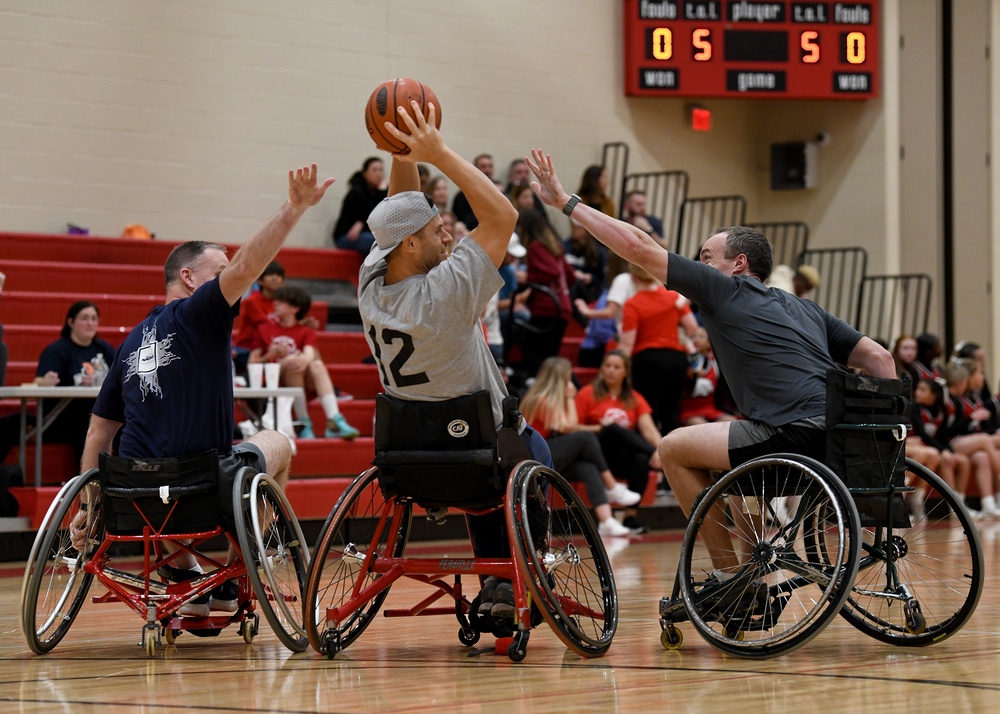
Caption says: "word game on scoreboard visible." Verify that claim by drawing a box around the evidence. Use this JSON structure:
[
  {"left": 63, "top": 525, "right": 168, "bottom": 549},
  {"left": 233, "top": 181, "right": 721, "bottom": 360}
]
[{"left": 624, "top": 1, "right": 878, "bottom": 99}]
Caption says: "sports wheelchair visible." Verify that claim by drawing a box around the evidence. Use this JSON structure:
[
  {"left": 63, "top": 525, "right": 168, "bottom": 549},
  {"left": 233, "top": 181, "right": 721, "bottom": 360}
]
[
  {"left": 658, "top": 371, "right": 984, "bottom": 658},
  {"left": 302, "top": 391, "right": 618, "bottom": 662},
  {"left": 20, "top": 450, "right": 310, "bottom": 656}
]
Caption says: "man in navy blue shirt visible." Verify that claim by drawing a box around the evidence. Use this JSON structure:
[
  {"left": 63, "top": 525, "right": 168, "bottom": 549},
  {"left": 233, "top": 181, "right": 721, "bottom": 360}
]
[{"left": 78, "top": 164, "right": 334, "bottom": 615}]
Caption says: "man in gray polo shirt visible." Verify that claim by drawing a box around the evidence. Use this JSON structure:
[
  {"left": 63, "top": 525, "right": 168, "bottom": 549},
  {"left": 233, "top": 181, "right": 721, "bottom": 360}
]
[
  {"left": 525, "top": 148, "right": 895, "bottom": 573},
  {"left": 357, "top": 102, "right": 551, "bottom": 620}
]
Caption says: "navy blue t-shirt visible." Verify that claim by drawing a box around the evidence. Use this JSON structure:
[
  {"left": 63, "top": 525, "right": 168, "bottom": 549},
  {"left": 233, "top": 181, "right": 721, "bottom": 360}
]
[{"left": 94, "top": 277, "right": 239, "bottom": 458}]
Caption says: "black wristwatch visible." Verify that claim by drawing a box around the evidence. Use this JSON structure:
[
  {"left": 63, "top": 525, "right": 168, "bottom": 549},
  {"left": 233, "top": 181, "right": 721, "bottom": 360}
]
[{"left": 562, "top": 194, "right": 582, "bottom": 216}]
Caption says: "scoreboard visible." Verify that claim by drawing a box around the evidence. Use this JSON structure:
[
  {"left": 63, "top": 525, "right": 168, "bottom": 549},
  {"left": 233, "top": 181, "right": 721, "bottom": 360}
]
[{"left": 624, "top": 1, "right": 878, "bottom": 99}]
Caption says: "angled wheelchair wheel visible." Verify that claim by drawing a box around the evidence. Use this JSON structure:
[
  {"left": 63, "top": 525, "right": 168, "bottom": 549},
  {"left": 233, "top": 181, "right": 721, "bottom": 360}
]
[
  {"left": 21, "top": 470, "right": 106, "bottom": 654},
  {"left": 833, "top": 459, "right": 984, "bottom": 646},
  {"left": 304, "top": 467, "right": 411, "bottom": 656},
  {"left": 234, "top": 468, "right": 310, "bottom": 652},
  {"left": 679, "top": 455, "right": 861, "bottom": 658},
  {"left": 508, "top": 462, "right": 618, "bottom": 658}
]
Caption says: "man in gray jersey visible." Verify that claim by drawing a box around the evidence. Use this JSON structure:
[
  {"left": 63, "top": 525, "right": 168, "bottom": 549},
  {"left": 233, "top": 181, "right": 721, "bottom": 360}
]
[
  {"left": 358, "top": 102, "right": 551, "bottom": 620},
  {"left": 526, "top": 148, "right": 895, "bottom": 572}
]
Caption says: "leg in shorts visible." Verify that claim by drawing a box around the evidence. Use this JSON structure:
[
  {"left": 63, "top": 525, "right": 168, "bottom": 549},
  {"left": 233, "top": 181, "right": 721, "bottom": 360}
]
[{"left": 727, "top": 419, "right": 827, "bottom": 468}]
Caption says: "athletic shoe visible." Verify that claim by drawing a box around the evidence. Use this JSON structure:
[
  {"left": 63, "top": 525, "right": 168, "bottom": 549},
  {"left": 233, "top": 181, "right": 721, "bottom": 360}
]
[
  {"left": 178, "top": 593, "right": 211, "bottom": 618},
  {"left": 598, "top": 518, "right": 632, "bottom": 537},
  {"left": 297, "top": 423, "right": 315, "bottom": 439},
  {"left": 490, "top": 581, "right": 515, "bottom": 620},
  {"left": 477, "top": 576, "right": 501, "bottom": 616},
  {"left": 622, "top": 515, "right": 651, "bottom": 535},
  {"left": 211, "top": 580, "right": 240, "bottom": 612},
  {"left": 605, "top": 482, "right": 642, "bottom": 507},
  {"left": 325, "top": 414, "right": 360, "bottom": 440}
]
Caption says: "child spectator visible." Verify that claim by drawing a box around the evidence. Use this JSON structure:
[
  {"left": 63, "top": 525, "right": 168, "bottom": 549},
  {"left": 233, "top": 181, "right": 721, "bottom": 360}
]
[
  {"left": 249, "top": 286, "right": 359, "bottom": 440},
  {"left": 680, "top": 327, "right": 737, "bottom": 426},
  {"left": 943, "top": 360, "right": 1000, "bottom": 518}
]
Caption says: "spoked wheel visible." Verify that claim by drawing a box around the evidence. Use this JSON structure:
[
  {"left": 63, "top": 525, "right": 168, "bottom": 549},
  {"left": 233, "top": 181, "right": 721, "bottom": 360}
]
[
  {"left": 679, "top": 455, "right": 861, "bottom": 658},
  {"left": 508, "top": 462, "right": 618, "bottom": 658},
  {"left": 303, "top": 467, "right": 411, "bottom": 656},
  {"left": 21, "top": 470, "right": 106, "bottom": 654},
  {"left": 833, "top": 459, "right": 984, "bottom": 646},
  {"left": 234, "top": 468, "right": 311, "bottom": 652}
]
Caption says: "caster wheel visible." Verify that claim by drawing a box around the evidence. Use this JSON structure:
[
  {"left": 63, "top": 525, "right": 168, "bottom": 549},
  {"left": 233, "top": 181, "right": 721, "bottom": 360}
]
[
  {"left": 323, "top": 631, "right": 340, "bottom": 660},
  {"left": 660, "top": 626, "right": 683, "bottom": 650},
  {"left": 242, "top": 622, "right": 255, "bottom": 644},
  {"left": 507, "top": 631, "right": 529, "bottom": 662},
  {"left": 905, "top": 610, "right": 927, "bottom": 635},
  {"left": 164, "top": 628, "right": 178, "bottom": 645},
  {"left": 145, "top": 634, "right": 156, "bottom": 657},
  {"left": 458, "top": 628, "right": 481, "bottom": 646},
  {"left": 507, "top": 641, "right": 527, "bottom": 662}
]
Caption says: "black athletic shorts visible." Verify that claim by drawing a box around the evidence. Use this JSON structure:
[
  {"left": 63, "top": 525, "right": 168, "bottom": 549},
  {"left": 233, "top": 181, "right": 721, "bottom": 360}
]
[{"left": 727, "top": 417, "right": 826, "bottom": 468}]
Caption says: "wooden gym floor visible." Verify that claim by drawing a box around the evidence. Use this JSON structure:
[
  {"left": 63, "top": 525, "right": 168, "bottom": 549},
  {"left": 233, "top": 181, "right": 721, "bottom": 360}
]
[{"left": 1, "top": 523, "right": 998, "bottom": 713}]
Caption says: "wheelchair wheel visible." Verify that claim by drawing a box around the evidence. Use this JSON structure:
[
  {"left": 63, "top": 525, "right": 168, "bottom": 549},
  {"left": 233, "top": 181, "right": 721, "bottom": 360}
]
[
  {"left": 833, "top": 459, "right": 984, "bottom": 646},
  {"left": 304, "top": 467, "right": 412, "bottom": 656},
  {"left": 21, "top": 470, "right": 106, "bottom": 654},
  {"left": 678, "top": 455, "right": 861, "bottom": 658},
  {"left": 508, "top": 462, "right": 617, "bottom": 658},
  {"left": 234, "top": 468, "right": 310, "bottom": 652}
]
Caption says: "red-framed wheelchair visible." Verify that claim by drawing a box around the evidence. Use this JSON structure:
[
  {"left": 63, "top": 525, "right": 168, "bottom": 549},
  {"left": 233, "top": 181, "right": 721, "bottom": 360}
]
[
  {"left": 302, "top": 392, "right": 618, "bottom": 662},
  {"left": 657, "top": 371, "right": 984, "bottom": 658},
  {"left": 20, "top": 452, "right": 310, "bottom": 656}
]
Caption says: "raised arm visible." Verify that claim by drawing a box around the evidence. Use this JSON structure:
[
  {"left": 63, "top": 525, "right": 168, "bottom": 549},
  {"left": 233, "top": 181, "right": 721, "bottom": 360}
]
[
  {"left": 219, "top": 164, "right": 335, "bottom": 305},
  {"left": 385, "top": 102, "right": 516, "bottom": 267},
  {"left": 526, "top": 149, "right": 671, "bottom": 283}
]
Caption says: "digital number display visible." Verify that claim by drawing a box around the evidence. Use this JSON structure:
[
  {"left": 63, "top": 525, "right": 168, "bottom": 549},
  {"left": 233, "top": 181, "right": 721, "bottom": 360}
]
[{"left": 624, "top": 1, "right": 878, "bottom": 99}]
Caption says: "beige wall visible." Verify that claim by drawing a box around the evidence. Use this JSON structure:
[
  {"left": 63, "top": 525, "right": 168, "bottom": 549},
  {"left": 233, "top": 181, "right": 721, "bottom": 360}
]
[{"left": 4, "top": 0, "right": 992, "bottom": 358}]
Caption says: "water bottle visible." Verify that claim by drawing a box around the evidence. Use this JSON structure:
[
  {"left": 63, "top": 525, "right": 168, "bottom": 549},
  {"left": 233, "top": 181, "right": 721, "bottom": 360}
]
[{"left": 91, "top": 353, "right": 109, "bottom": 387}]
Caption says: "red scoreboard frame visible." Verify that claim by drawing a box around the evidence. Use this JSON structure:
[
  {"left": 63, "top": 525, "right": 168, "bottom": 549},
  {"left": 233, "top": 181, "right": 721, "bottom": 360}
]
[{"left": 624, "top": 1, "right": 879, "bottom": 99}]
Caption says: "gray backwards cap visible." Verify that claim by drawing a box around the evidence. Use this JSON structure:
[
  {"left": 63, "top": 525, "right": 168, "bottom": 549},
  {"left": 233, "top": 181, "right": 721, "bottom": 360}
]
[{"left": 364, "top": 191, "right": 439, "bottom": 267}]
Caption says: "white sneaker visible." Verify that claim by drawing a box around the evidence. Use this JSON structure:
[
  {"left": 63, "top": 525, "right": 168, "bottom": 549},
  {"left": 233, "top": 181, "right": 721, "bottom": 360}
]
[
  {"left": 598, "top": 518, "right": 632, "bottom": 537},
  {"left": 966, "top": 507, "right": 985, "bottom": 521},
  {"left": 605, "top": 482, "right": 642, "bottom": 507}
]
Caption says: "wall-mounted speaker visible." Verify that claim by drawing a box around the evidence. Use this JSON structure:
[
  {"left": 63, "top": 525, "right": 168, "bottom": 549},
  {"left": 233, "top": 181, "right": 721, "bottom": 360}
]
[{"left": 771, "top": 142, "right": 818, "bottom": 190}]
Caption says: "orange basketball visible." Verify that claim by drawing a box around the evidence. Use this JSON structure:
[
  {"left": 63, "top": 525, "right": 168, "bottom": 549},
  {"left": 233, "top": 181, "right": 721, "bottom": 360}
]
[{"left": 364, "top": 78, "right": 441, "bottom": 154}]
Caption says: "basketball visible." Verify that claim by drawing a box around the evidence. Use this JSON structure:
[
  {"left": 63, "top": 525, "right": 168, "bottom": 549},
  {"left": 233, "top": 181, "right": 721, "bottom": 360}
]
[{"left": 364, "top": 78, "right": 441, "bottom": 154}]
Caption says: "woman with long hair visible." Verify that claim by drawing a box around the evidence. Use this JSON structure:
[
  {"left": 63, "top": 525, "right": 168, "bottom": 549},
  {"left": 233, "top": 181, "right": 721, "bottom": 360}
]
[
  {"left": 518, "top": 208, "right": 575, "bottom": 377},
  {"left": 575, "top": 350, "right": 662, "bottom": 533},
  {"left": 332, "top": 156, "right": 388, "bottom": 254},
  {"left": 521, "top": 356, "right": 641, "bottom": 537},
  {"left": 576, "top": 164, "right": 615, "bottom": 216},
  {"left": 0, "top": 301, "right": 116, "bottom": 464}
]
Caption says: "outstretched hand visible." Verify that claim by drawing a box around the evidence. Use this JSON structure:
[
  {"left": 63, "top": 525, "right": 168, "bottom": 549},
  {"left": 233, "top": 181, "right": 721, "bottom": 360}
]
[
  {"left": 383, "top": 101, "right": 446, "bottom": 163},
  {"left": 525, "top": 149, "right": 570, "bottom": 209},
  {"left": 288, "top": 164, "right": 336, "bottom": 208}
]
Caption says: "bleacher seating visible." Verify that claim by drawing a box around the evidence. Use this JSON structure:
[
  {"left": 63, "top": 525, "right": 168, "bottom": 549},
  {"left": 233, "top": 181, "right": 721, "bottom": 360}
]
[{"left": 0, "top": 231, "right": 610, "bottom": 529}]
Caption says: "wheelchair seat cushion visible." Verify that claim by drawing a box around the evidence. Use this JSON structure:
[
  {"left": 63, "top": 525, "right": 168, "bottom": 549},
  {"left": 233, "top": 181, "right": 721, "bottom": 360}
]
[
  {"left": 99, "top": 450, "right": 222, "bottom": 534},
  {"left": 373, "top": 391, "right": 524, "bottom": 509}
]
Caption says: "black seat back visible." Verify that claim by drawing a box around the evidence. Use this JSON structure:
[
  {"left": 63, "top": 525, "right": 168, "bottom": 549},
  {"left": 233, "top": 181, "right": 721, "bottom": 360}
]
[
  {"left": 374, "top": 391, "right": 528, "bottom": 509},
  {"left": 826, "top": 370, "right": 911, "bottom": 527},
  {"left": 99, "top": 450, "right": 222, "bottom": 534}
]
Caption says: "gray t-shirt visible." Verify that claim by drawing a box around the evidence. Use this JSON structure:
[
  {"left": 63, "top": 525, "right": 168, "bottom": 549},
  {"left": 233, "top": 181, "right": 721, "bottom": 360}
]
[
  {"left": 359, "top": 238, "right": 508, "bottom": 428},
  {"left": 667, "top": 253, "right": 863, "bottom": 426}
]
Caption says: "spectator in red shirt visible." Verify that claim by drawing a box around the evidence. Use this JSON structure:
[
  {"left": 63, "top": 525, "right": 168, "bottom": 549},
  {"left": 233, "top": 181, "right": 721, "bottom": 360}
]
[
  {"left": 249, "top": 286, "right": 358, "bottom": 440},
  {"left": 576, "top": 349, "right": 662, "bottom": 534},
  {"left": 619, "top": 262, "right": 699, "bottom": 434}
]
